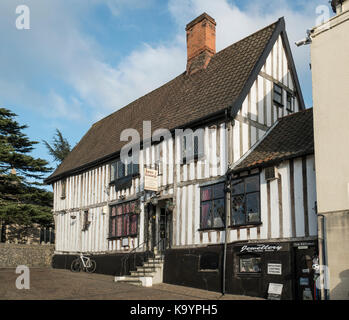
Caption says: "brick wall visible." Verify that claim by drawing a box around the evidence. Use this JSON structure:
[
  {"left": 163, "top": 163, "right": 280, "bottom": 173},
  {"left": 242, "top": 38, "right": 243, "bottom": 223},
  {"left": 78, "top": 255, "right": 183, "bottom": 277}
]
[{"left": 0, "top": 243, "right": 55, "bottom": 268}]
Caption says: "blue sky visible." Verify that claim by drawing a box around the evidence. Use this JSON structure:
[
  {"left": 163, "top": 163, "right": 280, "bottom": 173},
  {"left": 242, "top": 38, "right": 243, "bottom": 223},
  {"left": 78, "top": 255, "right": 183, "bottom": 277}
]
[{"left": 0, "top": 0, "right": 331, "bottom": 184}]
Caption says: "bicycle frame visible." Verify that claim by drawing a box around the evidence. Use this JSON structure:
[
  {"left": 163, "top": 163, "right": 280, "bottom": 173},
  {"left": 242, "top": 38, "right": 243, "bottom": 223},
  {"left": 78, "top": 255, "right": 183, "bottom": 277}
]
[{"left": 78, "top": 253, "right": 92, "bottom": 269}]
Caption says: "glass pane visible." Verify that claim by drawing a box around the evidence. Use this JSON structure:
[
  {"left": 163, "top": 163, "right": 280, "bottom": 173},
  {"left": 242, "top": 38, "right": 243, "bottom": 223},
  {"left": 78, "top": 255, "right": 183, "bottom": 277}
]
[
  {"left": 133, "top": 163, "right": 139, "bottom": 174},
  {"left": 274, "top": 85, "right": 282, "bottom": 94},
  {"left": 231, "top": 195, "right": 245, "bottom": 225},
  {"left": 127, "top": 162, "right": 132, "bottom": 176},
  {"left": 111, "top": 218, "right": 116, "bottom": 237},
  {"left": 213, "top": 183, "right": 224, "bottom": 199},
  {"left": 201, "top": 202, "right": 212, "bottom": 229},
  {"left": 111, "top": 206, "right": 116, "bottom": 216},
  {"left": 129, "top": 201, "right": 136, "bottom": 213},
  {"left": 201, "top": 187, "right": 212, "bottom": 201},
  {"left": 212, "top": 199, "right": 224, "bottom": 228},
  {"left": 111, "top": 162, "right": 117, "bottom": 181},
  {"left": 240, "top": 257, "right": 261, "bottom": 273},
  {"left": 123, "top": 215, "right": 129, "bottom": 236},
  {"left": 117, "top": 160, "right": 125, "bottom": 179},
  {"left": 231, "top": 179, "right": 244, "bottom": 195},
  {"left": 245, "top": 175, "right": 259, "bottom": 193},
  {"left": 246, "top": 193, "right": 260, "bottom": 223},
  {"left": 274, "top": 93, "right": 282, "bottom": 104},
  {"left": 116, "top": 216, "right": 122, "bottom": 237},
  {"left": 123, "top": 203, "right": 130, "bottom": 214},
  {"left": 130, "top": 215, "right": 137, "bottom": 235},
  {"left": 116, "top": 205, "right": 123, "bottom": 215}
]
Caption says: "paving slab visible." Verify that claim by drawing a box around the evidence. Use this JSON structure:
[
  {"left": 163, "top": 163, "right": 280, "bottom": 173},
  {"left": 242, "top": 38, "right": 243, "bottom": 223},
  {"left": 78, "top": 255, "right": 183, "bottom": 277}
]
[{"left": 0, "top": 268, "right": 263, "bottom": 300}]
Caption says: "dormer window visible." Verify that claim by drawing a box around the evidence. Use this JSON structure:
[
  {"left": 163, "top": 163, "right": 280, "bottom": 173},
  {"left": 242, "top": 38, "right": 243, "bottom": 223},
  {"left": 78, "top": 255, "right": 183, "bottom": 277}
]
[{"left": 273, "top": 84, "right": 283, "bottom": 106}]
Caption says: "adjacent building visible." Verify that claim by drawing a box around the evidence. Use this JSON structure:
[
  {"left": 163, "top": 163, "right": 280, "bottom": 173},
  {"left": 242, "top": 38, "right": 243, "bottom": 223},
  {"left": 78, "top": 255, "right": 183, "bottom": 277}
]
[
  {"left": 46, "top": 14, "right": 318, "bottom": 299},
  {"left": 309, "top": 0, "right": 349, "bottom": 300}
]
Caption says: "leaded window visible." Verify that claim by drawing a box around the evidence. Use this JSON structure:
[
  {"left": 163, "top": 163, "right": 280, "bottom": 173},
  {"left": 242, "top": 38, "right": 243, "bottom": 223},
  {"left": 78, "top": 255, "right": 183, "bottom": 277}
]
[
  {"left": 110, "top": 159, "right": 139, "bottom": 183},
  {"left": 231, "top": 175, "right": 260, "bottom": 226},
  {"left": 200, "top": 182, "right": 225, "bottom": 229},
  {"left": 109, "top": 200, "right": 139, "bottom": 238}
]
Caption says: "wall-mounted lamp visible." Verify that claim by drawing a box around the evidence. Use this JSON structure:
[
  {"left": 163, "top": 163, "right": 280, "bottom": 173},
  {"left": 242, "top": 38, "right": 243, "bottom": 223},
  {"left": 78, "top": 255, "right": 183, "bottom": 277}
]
[{"left": 70, "top": 214, "right": 76, "bottom": 220}]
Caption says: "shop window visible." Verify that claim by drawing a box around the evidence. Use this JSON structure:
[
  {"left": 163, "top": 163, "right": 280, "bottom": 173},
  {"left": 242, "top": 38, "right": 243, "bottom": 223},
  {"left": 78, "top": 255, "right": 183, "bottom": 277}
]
[
  {"left": 200, "top": 182, "right": 225, "bottom": 230},
  {"left": 273, "top": 84, "right": 283, "bottom": 106},
  {"left": 239, "top": 255, "right": 262, "bottom": 273},
  {"left": 231, "top": 175, "right": 260, "bottom": 226},
  {"left": 109, "top": 200, "right": 139, "bottom": 239},
  {"left": 199, "top": 252, "right": 219, "bottom": 271}
]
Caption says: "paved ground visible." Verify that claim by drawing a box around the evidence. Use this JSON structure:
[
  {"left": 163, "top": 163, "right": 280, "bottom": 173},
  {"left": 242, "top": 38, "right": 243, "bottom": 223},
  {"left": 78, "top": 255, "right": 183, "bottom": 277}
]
[{"left": 0, "top": 268, "right": 262, "bottom": 300}]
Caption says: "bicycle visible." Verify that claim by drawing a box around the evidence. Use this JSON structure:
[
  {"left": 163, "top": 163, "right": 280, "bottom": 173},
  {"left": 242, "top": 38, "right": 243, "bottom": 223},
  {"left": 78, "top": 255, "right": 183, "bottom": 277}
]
[{"left": 71, "top": 253, "right": 96, "bottom": 273}]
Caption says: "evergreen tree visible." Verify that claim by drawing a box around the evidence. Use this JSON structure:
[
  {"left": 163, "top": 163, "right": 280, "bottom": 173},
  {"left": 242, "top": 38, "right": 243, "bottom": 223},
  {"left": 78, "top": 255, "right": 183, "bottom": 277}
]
[
  {"left": 0, "top": 108, "right": 53, "bottom": 227},
  {"left": 43, "top": 129, "right": 71, "bottom": 163}
]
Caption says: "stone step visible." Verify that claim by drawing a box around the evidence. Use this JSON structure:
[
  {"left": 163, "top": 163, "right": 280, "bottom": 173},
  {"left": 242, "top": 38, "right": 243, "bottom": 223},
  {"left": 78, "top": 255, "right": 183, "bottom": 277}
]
[
  {"left": 130, "top": 271, "right": 156, "bottom": 277},
  {"left": 115, "top": 275, "right": 153, "bottom": 287},
  {"left": 137, "top": 265, "right": 161, "bottom": 271}
]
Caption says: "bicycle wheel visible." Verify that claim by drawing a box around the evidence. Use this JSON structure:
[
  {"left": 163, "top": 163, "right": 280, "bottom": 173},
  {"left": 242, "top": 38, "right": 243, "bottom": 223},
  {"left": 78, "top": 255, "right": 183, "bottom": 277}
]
[
  {"left": 71, "top": 258, "right": 82, "bottom": 272},
  {"left": 86, "top": 259, "right": 96, "bottom": 273}
]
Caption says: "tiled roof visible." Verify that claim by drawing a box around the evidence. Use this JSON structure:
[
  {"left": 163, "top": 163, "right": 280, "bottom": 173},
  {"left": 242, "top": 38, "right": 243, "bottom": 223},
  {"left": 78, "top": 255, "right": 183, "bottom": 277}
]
[
  {"left": 46, "top": 19, "right": 284, "bottom": 183},
  {"left": 231, "top": 108, "right": 314, "bottom": 173}
]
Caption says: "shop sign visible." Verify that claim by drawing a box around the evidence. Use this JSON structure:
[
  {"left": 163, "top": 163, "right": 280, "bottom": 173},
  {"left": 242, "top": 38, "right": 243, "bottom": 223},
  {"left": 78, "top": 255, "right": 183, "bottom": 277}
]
[
  {"left": 144, "top": 168, "right": 158, "bottom": 192},
  {"left": 267, "top": 283, "right": 283, "bottom": 300},
  {"left": 240, "top": 244, "right": 283, "bottom": 253},
  {"left": 267, "top": 263, "right": 282, "bottom": 275}
]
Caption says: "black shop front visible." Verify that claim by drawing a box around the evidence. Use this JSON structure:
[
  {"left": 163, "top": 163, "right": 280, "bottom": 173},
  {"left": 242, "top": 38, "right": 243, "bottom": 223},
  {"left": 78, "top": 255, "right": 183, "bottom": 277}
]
[{"left": 227, "top": 240, "right": 319, "bottom": 300}]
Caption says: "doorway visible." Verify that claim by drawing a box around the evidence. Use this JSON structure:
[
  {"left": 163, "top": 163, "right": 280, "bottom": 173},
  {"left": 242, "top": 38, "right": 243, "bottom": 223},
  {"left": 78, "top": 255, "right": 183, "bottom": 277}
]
[{"left": 293, "top": 243, "right": 318, "bottom": 300}]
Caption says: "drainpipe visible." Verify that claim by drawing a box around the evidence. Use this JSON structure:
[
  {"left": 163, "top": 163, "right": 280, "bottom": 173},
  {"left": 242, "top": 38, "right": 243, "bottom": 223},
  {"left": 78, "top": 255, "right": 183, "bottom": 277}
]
[
  {"left": 222, "top": 108, "right": 231, "bottom": 295},
  {"left": 318, "top": 213, "right": 328, "bottom": 300}
]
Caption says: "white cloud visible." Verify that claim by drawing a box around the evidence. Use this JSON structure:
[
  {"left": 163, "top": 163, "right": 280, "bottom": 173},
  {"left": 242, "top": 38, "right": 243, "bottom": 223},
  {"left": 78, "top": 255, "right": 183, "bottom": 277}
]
[{"left": 0, "top": 0, "right": 331, "bottom": 126}]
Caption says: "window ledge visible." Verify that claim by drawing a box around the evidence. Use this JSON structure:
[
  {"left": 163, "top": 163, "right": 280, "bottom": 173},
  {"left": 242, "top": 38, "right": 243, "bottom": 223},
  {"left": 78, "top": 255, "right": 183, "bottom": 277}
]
[
  {"left": 229, "top": 223, "right": 262, "bottom": 229},
  {"left": 198, "top": 227, "right": 225, "bottom": 232}
]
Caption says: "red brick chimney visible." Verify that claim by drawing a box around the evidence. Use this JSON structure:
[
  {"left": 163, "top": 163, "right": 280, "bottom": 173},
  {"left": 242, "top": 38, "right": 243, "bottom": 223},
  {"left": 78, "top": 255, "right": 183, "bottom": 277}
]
[{"left": 186, "top": 13, "right": 216, "bottom": 75}]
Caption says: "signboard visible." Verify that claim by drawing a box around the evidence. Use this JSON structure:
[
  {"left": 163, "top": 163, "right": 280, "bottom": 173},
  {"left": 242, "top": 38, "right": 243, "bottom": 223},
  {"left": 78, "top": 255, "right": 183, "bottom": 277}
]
[
  {"left": 240, "top": 244, "right": 283, "bottom": 253},
  {"left": 267, "top": 263, "right": 282, "bottom": 275},
  {"left": 267, "top": 283, "right": 283, "bottom": 300},
  {"left": 144, "top": 168, "right": 158, "bottom": 192}
]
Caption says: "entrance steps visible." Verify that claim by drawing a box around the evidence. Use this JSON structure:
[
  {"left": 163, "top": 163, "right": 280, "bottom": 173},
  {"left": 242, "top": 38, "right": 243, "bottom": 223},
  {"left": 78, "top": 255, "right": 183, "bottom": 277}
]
[{"left": 114, "top": 255, "right": 164, "bottom": 287}]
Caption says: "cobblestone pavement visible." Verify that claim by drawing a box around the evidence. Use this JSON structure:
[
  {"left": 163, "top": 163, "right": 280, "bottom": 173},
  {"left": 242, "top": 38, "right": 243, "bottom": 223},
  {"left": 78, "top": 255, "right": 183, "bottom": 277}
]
[{"left": 0, "top": 268, "right": 263, "bottom": 300}]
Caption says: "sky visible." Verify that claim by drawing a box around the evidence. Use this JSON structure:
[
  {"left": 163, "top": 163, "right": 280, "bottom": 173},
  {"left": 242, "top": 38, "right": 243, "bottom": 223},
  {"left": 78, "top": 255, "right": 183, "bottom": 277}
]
[{"left": 0, "top": 0, "right": 333, "bottom": 183}]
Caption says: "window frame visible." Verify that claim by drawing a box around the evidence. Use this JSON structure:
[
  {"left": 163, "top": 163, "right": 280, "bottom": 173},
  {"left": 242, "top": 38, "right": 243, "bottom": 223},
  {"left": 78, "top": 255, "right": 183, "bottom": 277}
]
[
  {"left": 230, "top": 174, "right": 261, "bottom": 227},
  {"left": 286, "top": 91, "right": 294, "bottom": 112},
  {"left": 273, "top": 83, "right": 284, "bottom": 107},
  {"left": 182, "top": 132, "right": 205, "bottom": 164},
  {"left": 199, "top": 182, "right": 225, "bottom": 231},
  {"left": 110, "top": 159, "right": 139, "bottom": 184},
  {"left": 238, "top": 254, "right": 262, "bottom": 274},
  {"left": 61, "top": 179, "right": 66, "bottom": 199},
  {"left": 108, "top": 200, "right": 139, "bottom": 239}
]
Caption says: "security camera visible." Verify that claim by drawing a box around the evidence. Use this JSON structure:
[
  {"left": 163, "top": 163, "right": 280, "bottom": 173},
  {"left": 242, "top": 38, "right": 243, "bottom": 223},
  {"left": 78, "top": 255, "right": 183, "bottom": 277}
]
[{"left": 295, "top": 30, "right": 312, "bottom": 47}]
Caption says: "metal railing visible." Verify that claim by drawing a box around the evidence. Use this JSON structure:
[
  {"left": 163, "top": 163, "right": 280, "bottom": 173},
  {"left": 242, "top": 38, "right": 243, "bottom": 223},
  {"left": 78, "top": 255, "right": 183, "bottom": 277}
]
[{"left": 119, "top": 238, "right": 165, "bottom": 277}]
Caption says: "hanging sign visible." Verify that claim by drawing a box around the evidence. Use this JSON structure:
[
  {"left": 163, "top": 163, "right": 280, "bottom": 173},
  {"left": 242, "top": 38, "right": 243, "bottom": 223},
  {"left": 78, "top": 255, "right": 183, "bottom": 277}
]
[{"left": 144, "top": 168, "right": 158, "bottom": 192}]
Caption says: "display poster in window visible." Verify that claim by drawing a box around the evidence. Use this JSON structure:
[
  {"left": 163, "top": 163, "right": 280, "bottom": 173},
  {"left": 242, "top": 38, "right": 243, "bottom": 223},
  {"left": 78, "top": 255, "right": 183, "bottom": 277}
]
[
  {"left": 267, "top": 283, "right": 283, "bottom": 300},
  {"left": 144, "top": 168, "right": 158, "bottom": 192},
  {"left": 267, "top": 263, "right": 282, "bottom": 275}
]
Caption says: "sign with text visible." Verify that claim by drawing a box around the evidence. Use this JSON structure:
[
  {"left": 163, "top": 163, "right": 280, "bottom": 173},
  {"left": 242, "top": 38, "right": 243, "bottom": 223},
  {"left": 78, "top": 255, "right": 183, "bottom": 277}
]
[
  {"left": 267, "top": 283, "right": 283, "bottom": 300},
  {"left": 144, "top": 168, "right": 158, "bottom": 192},
  {"left": 267, "top": 263, "right": 282, "bottom": 275}
]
